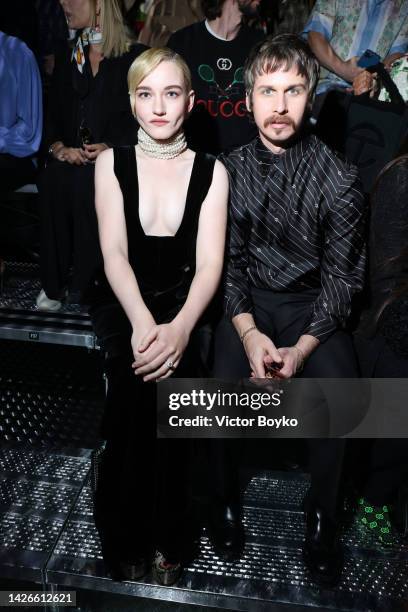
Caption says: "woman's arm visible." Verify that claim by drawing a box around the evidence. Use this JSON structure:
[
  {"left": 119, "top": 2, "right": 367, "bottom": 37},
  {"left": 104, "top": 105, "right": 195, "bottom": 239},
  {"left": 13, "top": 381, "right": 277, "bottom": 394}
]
[
  {"left": 95, "top": 149, "right": 156, "bottom": 346},
  {"left": 173, "top": 159, "right": 229, "bottom": 332},
  {"left": 135, "top": 159, "right": 229, "bottom": 381}
]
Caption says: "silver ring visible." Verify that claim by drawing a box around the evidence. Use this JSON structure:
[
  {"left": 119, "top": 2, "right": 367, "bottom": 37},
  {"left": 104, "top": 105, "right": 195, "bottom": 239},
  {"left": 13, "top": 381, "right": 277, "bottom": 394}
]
[{"left": 167, "top": 360, "right": 175, "bottom": 371}]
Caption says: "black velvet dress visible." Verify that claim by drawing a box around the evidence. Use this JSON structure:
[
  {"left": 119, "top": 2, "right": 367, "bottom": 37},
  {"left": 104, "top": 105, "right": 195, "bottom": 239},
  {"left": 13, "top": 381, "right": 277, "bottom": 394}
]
[{"left": 91, "top": 146, "right": 216, "bottom": 567}]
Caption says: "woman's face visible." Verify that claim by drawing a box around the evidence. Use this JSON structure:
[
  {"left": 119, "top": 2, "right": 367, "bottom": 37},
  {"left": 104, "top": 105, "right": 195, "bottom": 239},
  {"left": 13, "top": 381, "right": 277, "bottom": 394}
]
[
  {"left": 133, "top": 61, "right": 194, "bottom": 141},
  {"left": 59, "top": 0, "right": 96, "bottom": 30}
]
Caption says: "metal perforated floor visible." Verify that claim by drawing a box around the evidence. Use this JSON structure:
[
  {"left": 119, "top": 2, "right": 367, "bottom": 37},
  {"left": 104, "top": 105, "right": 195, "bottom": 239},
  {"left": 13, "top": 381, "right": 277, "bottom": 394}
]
[
  {"left": 0, "top": 263, "right": 97, "bottom": 348},
  {"left": 0, "top": 446, "right": 407, "bottom": 611},
  {"left": 0, "top": 339, "right": 104, "bottom": 448}
]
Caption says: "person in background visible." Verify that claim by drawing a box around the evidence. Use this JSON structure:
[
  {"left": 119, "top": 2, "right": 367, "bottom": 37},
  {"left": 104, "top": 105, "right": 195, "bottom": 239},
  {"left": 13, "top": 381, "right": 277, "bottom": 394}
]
[
  {"left": 137, "top": 0, "right": 204, "bottom": 46},
  {"left": 36, "top": 0, "right": 146, "bottom": 311},
  {"left": 167, "top": 0, "right": 264, "bottom": 154},
  {"left": 35, "top": 0, "right": 69, "bottom": 78},
  {"left": 354, "top": 153, "right": 408, "bottom": 545},
  {"left": 0, "top": 29, "right": 42, "bottom": 194},
  {"left": 303, "top": 0, "right": 408, "bottom": 109},
  {"left": 265, "top": 0, "right": 311, "bottom": 37}
]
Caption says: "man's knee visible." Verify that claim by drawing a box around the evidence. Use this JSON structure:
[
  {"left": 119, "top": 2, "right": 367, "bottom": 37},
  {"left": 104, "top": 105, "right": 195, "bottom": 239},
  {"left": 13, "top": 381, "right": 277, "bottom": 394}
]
[{"left": 305, "top": 331, "right": 359, "bottom": 377}]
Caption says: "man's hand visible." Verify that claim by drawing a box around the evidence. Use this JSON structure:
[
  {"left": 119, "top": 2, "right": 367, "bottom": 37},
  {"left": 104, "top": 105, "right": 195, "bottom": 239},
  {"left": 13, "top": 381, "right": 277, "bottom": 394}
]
[
  {"left": 83, "top": 143, "right": 109, "bottom": 161},
  {"left": 243, "top": 329, "right": 283, "bottom": 378},
  {"left": 266, "top": 346, "right": 304, "bottom": 379},
  {"left": 132, "top": 320, "right": 190, "bottom": 381},
  {"left": 352, "top": 70, "right": 378, "bottom": 96}
]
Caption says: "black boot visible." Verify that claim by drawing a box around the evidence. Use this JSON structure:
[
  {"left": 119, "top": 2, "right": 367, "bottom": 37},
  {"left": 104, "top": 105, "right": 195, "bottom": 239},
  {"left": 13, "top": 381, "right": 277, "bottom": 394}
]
[
  {"left": 207, "top": 501, "right": 244, "bottom": 560},
  {"left": 303, "top": 505, "right": 343, "bottom": 586}
]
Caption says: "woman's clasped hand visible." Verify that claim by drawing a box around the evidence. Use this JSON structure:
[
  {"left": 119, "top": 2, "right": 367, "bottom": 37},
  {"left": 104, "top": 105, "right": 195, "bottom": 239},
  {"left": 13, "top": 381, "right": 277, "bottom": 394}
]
[{"left": 132, "top": 320, "right": 190, "bottom": 381}]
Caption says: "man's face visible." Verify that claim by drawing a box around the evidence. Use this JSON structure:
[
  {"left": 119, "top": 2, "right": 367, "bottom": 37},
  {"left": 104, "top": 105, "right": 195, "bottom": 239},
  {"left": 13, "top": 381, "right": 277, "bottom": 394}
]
[
  {"left": 247, "top": 65, "right": 309, "bottom": 151},
  {"left": 237, "top": 0, "right": 261, "bottom": 17}
]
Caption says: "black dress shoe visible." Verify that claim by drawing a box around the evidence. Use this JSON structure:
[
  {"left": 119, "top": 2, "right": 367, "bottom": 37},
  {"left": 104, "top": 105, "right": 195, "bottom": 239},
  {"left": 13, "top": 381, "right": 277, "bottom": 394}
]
[
  {"left": 303, "top": 506, "right": 343, "bottom": 586},
  {"left": 207, "top": 503, "right": 244, "bottom": 560}
]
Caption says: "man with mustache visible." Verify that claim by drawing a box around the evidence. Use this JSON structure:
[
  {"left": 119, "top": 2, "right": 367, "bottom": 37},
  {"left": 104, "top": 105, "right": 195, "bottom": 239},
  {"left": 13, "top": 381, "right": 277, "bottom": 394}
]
[{"left": 214, "top": 34, "right": 367, "bottom": 585}]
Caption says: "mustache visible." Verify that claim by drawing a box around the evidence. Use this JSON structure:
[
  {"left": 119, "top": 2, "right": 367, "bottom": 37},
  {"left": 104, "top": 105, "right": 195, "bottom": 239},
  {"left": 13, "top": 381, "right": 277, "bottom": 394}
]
[{"left": 264, "top": 116, "right": 294, "bottom": 128}]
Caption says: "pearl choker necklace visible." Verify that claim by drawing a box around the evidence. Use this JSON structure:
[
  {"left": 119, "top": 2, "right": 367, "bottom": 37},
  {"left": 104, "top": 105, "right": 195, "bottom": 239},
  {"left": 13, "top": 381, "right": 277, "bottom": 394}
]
[{"left": 137, "top": 127, "right": 187, "bottom": 159}]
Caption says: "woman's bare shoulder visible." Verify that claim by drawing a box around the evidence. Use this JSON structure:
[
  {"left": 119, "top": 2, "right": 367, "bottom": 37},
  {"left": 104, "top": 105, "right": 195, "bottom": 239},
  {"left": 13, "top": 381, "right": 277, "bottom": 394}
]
[
  {"left": 96, "top": 147, "right": 114, "bottom": 167},
  {"left": 212, "top": 158, "right": 229, "bottom": 185}
]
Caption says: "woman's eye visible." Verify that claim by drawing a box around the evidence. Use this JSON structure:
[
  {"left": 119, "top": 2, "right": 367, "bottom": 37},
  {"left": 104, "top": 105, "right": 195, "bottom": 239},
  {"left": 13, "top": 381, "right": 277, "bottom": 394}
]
[
  {"left": 138, "top": 92, "right": 150, "bottom": 98},
  {"left": 167, "top": 91, "right": 179, "bottom": 98},
  {"left": 288, "top": 88, "right": 300, "bottom": 95},
  {"left": 262, "top": 89, "right": 274, "bottom": 95}
]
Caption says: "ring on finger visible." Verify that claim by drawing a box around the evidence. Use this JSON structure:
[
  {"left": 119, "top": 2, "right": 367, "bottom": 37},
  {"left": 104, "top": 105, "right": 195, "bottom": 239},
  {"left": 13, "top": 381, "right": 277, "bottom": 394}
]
[{"left": 166, "top": 360, "right": 176, "bottom": 371}]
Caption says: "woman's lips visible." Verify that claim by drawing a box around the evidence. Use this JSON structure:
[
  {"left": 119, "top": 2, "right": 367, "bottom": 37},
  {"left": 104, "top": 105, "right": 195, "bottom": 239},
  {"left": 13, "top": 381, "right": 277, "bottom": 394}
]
[{"left": 150, "top": 120, "right": 169, "bottom": 125}]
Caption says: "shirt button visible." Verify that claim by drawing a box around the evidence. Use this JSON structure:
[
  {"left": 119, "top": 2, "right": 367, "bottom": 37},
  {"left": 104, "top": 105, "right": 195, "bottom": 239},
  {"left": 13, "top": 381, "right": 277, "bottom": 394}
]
[
  {"left": 257, "top": 248, "right": 261, "bottom": 252},
  {"left": 303, "top": 235, "right": 307, "bottom": 240}
]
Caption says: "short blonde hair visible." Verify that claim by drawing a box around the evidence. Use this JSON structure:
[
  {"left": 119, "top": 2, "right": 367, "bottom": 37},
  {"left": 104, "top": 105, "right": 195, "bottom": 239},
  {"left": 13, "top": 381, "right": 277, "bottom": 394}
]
[
  {"left": 128, "top": 47, "right": 192, "bottom": 112},
  {"left": 91, "top": 0, "right": 135, "bottom": 58}
]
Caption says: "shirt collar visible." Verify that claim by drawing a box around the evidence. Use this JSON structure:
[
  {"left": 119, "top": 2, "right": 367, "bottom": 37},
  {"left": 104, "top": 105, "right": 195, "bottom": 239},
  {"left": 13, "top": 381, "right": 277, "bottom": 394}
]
[{"left": 254, "top": 130, "right": 316, "bottom": 179}]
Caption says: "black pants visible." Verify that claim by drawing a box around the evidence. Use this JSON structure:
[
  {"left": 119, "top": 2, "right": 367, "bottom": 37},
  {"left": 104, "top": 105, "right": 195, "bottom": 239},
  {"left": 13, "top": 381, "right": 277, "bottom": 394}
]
[
  {"left": 39, "top": 161, "right": 102, "bottom": 298},
  {"left": 213, "top": 288, "right": 360, "bottom": 520}
]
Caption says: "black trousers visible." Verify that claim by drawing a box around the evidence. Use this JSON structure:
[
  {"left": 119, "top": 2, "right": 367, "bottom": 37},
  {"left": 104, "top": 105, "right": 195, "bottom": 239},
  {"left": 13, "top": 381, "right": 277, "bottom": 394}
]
[
  {"left": 213, "top": 287, "right": 360, "bottom": 520},
  {"left": 39, "top": 161, "right": 102, "bottom": 298}
]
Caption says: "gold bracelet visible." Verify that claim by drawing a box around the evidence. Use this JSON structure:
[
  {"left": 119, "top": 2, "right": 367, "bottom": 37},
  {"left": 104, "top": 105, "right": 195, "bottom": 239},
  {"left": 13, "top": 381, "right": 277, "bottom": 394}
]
[{"left": 240, "top": 325, "right": 257, "bottom": 343}]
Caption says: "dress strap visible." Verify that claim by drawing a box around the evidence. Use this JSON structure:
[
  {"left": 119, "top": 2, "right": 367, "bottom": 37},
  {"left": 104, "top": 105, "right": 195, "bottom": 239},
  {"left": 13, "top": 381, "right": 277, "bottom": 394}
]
[
  {"left": 112, "top": 146, "right": 139, "bottom": 235},
  {"left": 181, "top": 152, "right": 216, "bottom": 237}
]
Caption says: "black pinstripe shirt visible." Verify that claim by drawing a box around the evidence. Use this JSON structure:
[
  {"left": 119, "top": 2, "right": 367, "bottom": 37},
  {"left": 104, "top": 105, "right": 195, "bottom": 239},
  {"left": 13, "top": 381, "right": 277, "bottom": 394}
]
[{"left": 221, "top": 134, "right": 367, "bottom": 342}]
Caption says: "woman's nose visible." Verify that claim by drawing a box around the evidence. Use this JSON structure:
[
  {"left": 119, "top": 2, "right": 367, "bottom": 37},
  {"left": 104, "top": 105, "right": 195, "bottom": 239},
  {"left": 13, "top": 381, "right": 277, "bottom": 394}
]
[{"left": 153, "top": 96, "right": 166, "bottom": 115}]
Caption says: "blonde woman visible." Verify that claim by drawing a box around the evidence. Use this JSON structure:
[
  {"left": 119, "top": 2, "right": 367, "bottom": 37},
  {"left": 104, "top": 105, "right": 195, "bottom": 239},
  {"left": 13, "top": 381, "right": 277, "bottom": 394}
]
[
  {"left": 37, "top": 0, "right": 146, "bottom": 310},
  {"left": 92, "top": 48, "right": 228, "bottom": 585}
]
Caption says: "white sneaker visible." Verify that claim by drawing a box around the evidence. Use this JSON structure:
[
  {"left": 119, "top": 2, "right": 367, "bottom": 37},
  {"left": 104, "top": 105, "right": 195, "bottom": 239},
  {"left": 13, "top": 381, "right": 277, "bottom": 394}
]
[{"left": 36, "top": 289, "right": 62, "bottom": 312}]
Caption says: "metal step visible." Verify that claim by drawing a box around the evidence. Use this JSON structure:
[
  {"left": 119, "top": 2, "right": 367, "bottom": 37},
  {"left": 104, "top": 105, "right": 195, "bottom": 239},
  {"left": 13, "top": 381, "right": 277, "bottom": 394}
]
[
  {"left": 0, "top": 446, "right": 407, "bottom": 611},
  {"left": 0, "top": 262, "right": 97, "bottom": 349}
]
